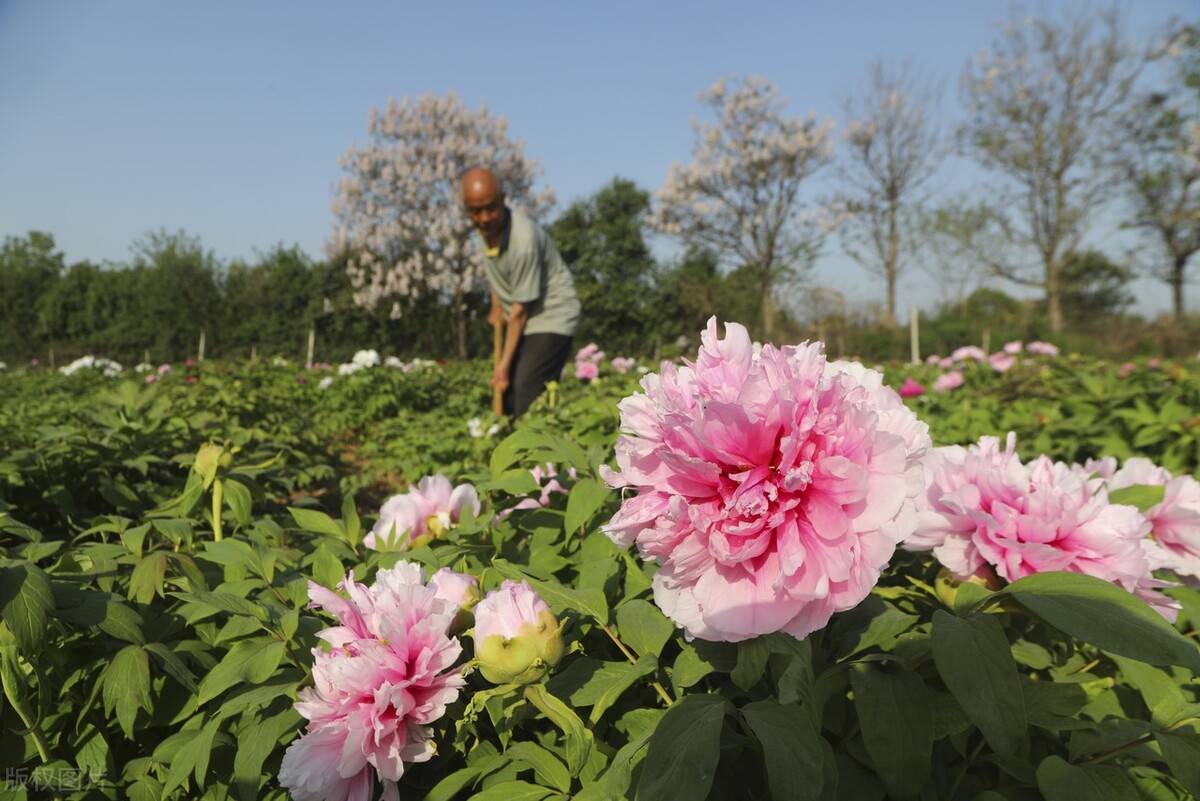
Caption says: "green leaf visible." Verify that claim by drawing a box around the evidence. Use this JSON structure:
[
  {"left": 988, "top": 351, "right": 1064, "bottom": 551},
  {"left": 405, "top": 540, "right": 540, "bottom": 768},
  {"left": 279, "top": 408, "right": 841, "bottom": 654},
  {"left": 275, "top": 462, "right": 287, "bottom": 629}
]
[
  {"left": 232, "top": 708, "right": 302, "bottom": 801},
  {"left": 492, "top": 559, "right": 608, "bottom": 623},
  {"left": 850, "top": 663, "right": 932, "bottom": 799},
  {"left": 564, "top": 478, "right": 609, "bottom": 534},
  {"left": 102, "top": 645, "right": 151, "bottom": 739},
  {"left": 617, "top": 600, "right": 675, "bottom": 659},
  {"left": 506, "top": 742, "right": 571, "bottom": 793},
  {"left": 311, "top": 544, "right": 345, "bottom": 589},
  {"left": 468, "top": 781, "right": 556, "bottom": 801},
  {"left": 172, "top": 590, "right": 268, "bottom": 621},
  {"left": 162, "top": 717, "right": 221, "bottom": 796},
  {"left": 1000, "top": 572, "right": 1200, "bottom": 671},
  {"left": 423, "top": 767, "right": 485, "bottom": 801},
  {"left": 931, "top": 611, "right": 1027, "bottom": 756},
  {"left": 196, "top": 638, "right": 286, "bottom": 706},
  {"left": 670, "top": 643, "right": 735, "bottom": 692},
  {"left": 1108, "top": 484, "right": 1166, "bottom": 512},
  {"left": 552, "top": 657, "right": 657, "bottom": 724},
  {"left": 635, "top": 694, "right": 726, "bottom": 801},
  {"left": 1155, "top": 731, "right": 1200, "bottom": 797},
  {"left": 128, "top": 552, "right": 167, "bottom": 605},
  {"left": 341, "top": 492, "right": 362, "bottom": 547},
  {"left": 145, "top": 642, "right": 198, "bottom": 692},
  {"left": 1109, "top": 655, "right": 1189, "bottom": 726},
  {"left": 1036, "top": 755, "right": 1140, "bottom": 801},
  {"left": 288, "top": 507, "right": 345, "bottom": 538},
  {"left": 524, "top": 683, "right": 594, "bottom": 777},
  {"left": 0, "top": 564, "right": 53, "bottom": 656},
  {"left": 741, "top": 699, "right": 824, "bottom": 801},
  {"left": 732, "top": 636, "right": 772, "bottom": 691},
  {"left": 831, "top": 595, "right": 918, "bottom": 659},
  {"left": 223, "top": 479, "right": 253, "bottom": 527}
]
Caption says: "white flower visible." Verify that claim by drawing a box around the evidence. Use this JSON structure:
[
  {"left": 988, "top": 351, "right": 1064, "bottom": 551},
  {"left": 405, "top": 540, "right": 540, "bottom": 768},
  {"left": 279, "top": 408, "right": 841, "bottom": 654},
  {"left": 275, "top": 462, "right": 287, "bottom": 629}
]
[
  {"left": 271, "top": 356, "right": 291, "bottom": 367},
  {"left": 318, "top": 376, "right": 335, "bottom": 390},
  {"left": 135, "top": 362, "right": 153, "bottom": 373},
  {"left": 350, "top": 348, "right": 380, "bottom": 368},
  {"left": 385, "top": 356, "right": 405, "bottom": 368}
]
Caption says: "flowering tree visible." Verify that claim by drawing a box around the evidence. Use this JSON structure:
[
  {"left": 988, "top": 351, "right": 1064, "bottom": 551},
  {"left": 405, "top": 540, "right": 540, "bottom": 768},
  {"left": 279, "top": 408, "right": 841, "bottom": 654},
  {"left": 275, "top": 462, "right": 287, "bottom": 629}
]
[
  {"left": 1117, "top": 23, "right": 1200, "bottom": 319},
  {"left": 959, "top": 6, "right": 1141, "bottom": 332},
  {"left": 330, "top": 93, "right": 555, "bottom": 357},
  {"left": 836, "top": 61, "right": 942, "bottom": 326},
  {"left": 650, "top": 76, "right": 834, "bottom": 339}
]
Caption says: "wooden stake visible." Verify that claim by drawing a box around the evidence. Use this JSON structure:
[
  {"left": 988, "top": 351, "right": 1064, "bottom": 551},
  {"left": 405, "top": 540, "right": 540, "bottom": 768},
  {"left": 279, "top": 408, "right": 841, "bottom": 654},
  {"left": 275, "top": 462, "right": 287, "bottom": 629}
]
[
  {"left": 198, "top": 330, "right": 206, "bottom": 362},
  {"left": 306, "top": 326, "right": 315, "bottom": 369},
  {"left": 910, "top": 306, "right": 920, "bottom": 365},
  {"left": 492, "top": 320, "right": 505, "bottom": 416},
  {"left": 982, "top": 328, "right": 991, "bottom": 355}
]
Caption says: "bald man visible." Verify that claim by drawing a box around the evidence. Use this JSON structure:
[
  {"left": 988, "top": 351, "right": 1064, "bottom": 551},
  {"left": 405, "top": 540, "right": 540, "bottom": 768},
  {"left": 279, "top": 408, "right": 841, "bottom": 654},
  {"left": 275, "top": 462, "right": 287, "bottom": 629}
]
[{"left": 463, "top": 167, "right": 580, "bottom": 417}]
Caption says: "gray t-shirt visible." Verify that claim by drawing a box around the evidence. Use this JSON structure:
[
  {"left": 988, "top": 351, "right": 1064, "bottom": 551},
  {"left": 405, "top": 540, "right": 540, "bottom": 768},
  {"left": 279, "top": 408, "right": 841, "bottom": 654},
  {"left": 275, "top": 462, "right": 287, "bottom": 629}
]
[{"left": 483, "top": 208, "right": 580, "bottom": 337}]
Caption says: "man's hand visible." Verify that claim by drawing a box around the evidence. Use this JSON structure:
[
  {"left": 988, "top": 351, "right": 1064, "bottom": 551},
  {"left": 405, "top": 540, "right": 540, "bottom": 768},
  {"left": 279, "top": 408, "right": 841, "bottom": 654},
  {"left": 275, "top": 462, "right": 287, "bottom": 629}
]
[{"left": 492, "top": 362, "right": 510, "bottom": 394}]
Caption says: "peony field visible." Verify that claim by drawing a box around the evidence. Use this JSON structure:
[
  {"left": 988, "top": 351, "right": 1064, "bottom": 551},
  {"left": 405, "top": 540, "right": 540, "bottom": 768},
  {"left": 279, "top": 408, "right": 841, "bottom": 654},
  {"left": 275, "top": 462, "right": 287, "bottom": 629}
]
[{"left": 1, "top": 325, "right": 1199, "bottom": 800}]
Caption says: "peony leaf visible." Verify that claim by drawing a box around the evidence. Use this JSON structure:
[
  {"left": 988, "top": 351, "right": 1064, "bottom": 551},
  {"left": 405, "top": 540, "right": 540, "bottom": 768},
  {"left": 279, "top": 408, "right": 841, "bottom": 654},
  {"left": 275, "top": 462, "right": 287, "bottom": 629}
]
[
  {"left": 1036, "top": 755, "right": 1140, "bottom": 801},
  {"left": 564, "top": 478, "right": 609, "bottom": 535},
  {"left": 931, "top": 610, "right": 1027, "bottom": 756},
  {"left": 635, "top": 693, "right": 727, "bottom": 801},
  {"left": 731, "top": 637, "right": 771, "bottom": 691},
  {"left": 506, "top": 741, "right": 571, "bottom": 793},
  {"left": 850, "top": 663, "right": 933, "bottom": 799},
  {"left": 524, "top": 683, "right": 594, "bottom": 777},
  {"left": 740, "top": 699, "right": 825, "bottom": 801},
  {"left": 493, "top": 559, "right": 609, "bottom": 623},
  {"left": 1154, "top": 731, "right": 1200, "bottom": 797},
  {"left": 231, "top": 707, "right": 302, "bottom": 801},
  {"left": 287, "top": 507, "right": 345, "bottom": 539},
  {"left": 222, "top": 478, "right": 253, "bottom": 527},
  {"left": 0, "top": 564, "right": 53, "bottom": 657},
  {"left": 999, "top": 572, "right": 1200, "bottom": 672},
  {"left": 1107, "top": 484, "right": 1165, "bottom": 512},
  {"left": 101, "top": 645, "right": 151, "bottom": 739},
  {"left": 616, "top": 600, "right": 674, "bottom": 659},
  {"left": 467, "top": 781, "right": 557, "bottom": 801}
]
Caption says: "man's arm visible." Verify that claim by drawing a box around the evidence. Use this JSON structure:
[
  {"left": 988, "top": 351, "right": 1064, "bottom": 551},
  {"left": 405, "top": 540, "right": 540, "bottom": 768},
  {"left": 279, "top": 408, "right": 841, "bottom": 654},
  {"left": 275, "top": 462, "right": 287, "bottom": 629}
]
[{"left": 493, "top": 302, "right": 528, "bottom": 392}]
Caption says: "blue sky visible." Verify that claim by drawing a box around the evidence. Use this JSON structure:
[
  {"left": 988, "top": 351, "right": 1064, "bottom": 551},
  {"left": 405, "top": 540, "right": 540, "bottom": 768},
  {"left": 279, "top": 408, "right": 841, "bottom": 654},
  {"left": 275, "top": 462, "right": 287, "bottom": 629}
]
[{"left": 0, "top": 0, "right": 1192, "bottom": 316}]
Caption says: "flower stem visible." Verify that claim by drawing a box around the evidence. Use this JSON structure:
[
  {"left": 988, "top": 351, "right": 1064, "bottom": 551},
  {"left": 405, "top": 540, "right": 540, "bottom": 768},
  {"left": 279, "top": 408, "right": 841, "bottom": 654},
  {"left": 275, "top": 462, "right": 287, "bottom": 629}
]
[
  {"left": 600, "top": 623, "right": 675, "bottom": 706},
  {"left": 1084, "top": 716, "right": 1199, "bottom": 764},
  {"left": 211, "top": 479, "right": 224, "bottom": 542}
]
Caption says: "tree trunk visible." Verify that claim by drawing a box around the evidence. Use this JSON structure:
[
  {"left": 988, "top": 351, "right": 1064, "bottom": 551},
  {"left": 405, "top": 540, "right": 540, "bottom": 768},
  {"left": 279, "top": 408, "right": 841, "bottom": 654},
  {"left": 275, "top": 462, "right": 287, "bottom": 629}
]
[
  {"left": 1046, "top": 260, "right": 1063, "bottom": 333},
  {"left": 453, "top": 287, "right": 467, "bottom": 359},
  {"left": 885, "top": 273, "right": 897, "bottom": 328},
  {"left": 1173, "top": 255, "right": 1186, "bottom": 320},
  {"left": 884, "top": 202, "right": 899, "bottom": 327},
  {"left": 760, "top": 277, "right": 775, "bottom": 340}
]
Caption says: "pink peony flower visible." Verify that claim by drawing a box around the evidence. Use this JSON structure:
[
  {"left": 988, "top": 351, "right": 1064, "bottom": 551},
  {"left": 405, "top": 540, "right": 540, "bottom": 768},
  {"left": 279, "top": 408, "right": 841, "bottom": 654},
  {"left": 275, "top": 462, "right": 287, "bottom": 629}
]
[
  {"left": 1096, "top": 457, "right": 1200, "bottom": 580},
  {"left": 575, "top": 361, "right": 599, "bottom": 381},
  {"left": 899, "top": 377, "right": 925, "bottom": 398},
  {"left": 1148, "top": 357, "right": 1162, "bottom": 369},
  {"left": 428, "top": 568, "right": 481, "bottom": 610},
  {"left": 144, "top": 374, "right": 157, "bottom": 384},
  {"left": 366, "top": 475, "right": 480, "bottom": 550},
  {"left": 575, "top": 343, "right": 605, "bottom": 364},
  {"left": 926, "top": 354, "right": 942, "bottom": 365},
  {"left": 933, "top": 370, "right": 965, "bottom": 393},
  {"left": 602, "top": 318, "right": 931, "bottom": 642},
  {"left": 280, "top": 563, "right": 465, "bottom": 801},
  {"left": 1003, "top": 340, "right": 1023, "bottom": 354},
  {"left": 1117, "top": 362, "right": 1136, "bottom": 379},
  {"left": 989, "top": 352, "right": 1017, "bottom": 372},
  {"left": 938, "top": 357, "right": 954, "bottom": 369},
  {"left": 503, "top": 463, "right": 574, "bottom": 516},
  {"left": 908, "top": 435, "right": 1176, "bottom": 618},
  {"left": 951, "top": 346, "right": 986, "bottom": 362},
  {"left": 157, "top": 363, "right": 172, "bottom": 375},
  {"left": 1027, "top": 341, "right": 1059, "bottom": 356},
  {"left": 611, "top": 356, "right": 635, "bottom": 374},
  {"left": 473, "top": 580, "right": 563, "bottom": 683}
]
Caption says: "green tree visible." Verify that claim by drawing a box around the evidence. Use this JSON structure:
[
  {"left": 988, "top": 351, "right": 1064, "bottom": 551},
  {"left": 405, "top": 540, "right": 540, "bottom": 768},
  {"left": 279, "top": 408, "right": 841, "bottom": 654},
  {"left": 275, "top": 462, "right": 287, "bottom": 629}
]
[
  {"left": 0, "top": 232, "right": 64, "bottom": 361},
  {"left": 550, "top": 178, "right": 657, "bottom": 353},
  {"left": 1058, "top": 249, "right": 1134, "bottom": 323}
]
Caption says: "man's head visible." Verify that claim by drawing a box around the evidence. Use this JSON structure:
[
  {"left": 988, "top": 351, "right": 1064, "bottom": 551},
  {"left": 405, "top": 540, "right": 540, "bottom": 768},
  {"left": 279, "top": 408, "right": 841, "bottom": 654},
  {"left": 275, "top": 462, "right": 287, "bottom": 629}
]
[{"left": 462, "top": 167, "right": 506, "bottom": 241}]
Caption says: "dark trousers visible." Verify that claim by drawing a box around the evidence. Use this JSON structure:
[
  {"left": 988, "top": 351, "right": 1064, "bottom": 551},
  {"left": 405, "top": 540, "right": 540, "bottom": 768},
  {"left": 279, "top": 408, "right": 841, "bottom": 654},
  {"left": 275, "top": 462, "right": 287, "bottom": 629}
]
[{"left": 505, "top": 333, "right": 572, "bottom": 417}]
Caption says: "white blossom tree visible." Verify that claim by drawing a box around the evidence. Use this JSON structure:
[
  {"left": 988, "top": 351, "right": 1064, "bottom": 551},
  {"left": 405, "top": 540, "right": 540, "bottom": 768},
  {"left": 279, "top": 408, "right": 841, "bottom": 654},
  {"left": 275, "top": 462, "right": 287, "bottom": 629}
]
[
  {"left": 836, "top": 61, "right": 942, "bottom": 326},
  {"left": 959, "top": 6, "right": 1141, "bottom": 332},
  {"left": 650, "top": 76, "right": 834, "bottom": 338},
  {"left": 330, "top": 93, "right": 554, "bottom": 357}
]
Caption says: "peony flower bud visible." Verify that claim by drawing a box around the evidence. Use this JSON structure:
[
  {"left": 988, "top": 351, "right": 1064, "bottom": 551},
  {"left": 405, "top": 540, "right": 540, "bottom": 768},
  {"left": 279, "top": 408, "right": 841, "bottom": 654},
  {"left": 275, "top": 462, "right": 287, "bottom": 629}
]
[
  {"left": 473, "top": 581, "right": 563, "bottom": 684},
  {"left": 429, "top": 568, "right": 481, "bottom": 634}
]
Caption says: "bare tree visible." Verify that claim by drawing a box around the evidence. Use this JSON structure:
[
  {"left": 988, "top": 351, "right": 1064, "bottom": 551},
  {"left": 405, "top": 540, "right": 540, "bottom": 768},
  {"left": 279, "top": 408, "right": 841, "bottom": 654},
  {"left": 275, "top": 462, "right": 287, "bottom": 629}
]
[
  {"left": 650, "top": 76, "right": 834, "bottom": 339},
  {"left": 836, "top": 61, "right": 942, "bottom": 326},
  {"left": 959, "top": 5, "right": 1141, "bottom": 332},
  {"left": 917, "top": 197, "right": 998, "bottom": 311},
  {"left": 1117, "top": 23, "right": 1200, "bottom": 318}
]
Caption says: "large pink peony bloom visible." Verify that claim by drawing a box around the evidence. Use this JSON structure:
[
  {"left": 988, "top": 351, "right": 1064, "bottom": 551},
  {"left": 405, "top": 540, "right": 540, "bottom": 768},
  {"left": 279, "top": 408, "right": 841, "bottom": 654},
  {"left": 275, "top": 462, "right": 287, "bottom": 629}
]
[
  {"left": 951, "top": 345, "right": 986, "bottom": 362},
  {"left": 366, "top": 475, "right": 480, "bottom": 550},
  {"left": 1027, "top": 341, "right": 1059, "bottom": 356},
  {"left": 989, "top": 352, "right": 1017, "bottom": 372},
  {"left": 1087, "top": 457, "right": 1200, "bottom": 580},
  {"left": 1003, "top": 340, "right": 1023, "bottom": 354},
  {"left": 602, "top": 318, "right": 930, "bottom": 642},
  {"left": 611, "top": 356, "right": 635, "bottom": 374},
  {"left": 908, "top": 435, "right": 1176, "bottom": 618},
  {"left": 280, "top": 563, "right": 465, "bottom": 801}
]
